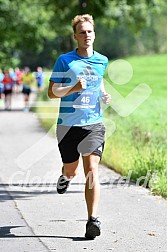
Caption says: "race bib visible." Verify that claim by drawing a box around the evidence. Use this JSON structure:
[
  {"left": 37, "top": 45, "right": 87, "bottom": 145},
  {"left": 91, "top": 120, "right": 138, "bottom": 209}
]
[
  {"left": 73, "top": 91, "right": 97, "bottom": 109},
  {"left": 6, "top": 84, "right": 12, "bottom": 90}
]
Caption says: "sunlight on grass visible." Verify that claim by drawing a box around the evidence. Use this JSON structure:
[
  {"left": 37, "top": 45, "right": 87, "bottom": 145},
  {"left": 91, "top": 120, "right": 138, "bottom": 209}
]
[{"left": 102, "top": 54, "right": 167, "bottom": 198}]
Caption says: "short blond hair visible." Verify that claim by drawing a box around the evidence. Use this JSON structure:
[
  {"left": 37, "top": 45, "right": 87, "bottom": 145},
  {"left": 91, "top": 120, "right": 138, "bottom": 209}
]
[{"left": 72, "top": 14, "right": 94, "bottom": 33}]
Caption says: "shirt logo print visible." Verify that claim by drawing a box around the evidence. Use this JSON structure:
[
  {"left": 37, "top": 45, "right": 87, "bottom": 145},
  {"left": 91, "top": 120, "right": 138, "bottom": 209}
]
[{"left": 76, "top": 66, "right": 99, "bottom": 82}]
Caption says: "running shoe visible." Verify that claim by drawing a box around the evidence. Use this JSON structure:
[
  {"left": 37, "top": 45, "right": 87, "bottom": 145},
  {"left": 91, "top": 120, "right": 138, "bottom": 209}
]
[
  {"left": 57, "top": 175, "right": 70, "bottom": 194},
  {"left": 85, "top": 216, "right": 101, "bottom": 239}
]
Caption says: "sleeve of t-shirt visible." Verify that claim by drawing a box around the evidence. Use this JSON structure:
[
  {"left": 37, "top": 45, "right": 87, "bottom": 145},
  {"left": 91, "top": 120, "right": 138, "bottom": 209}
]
[
  {"left": 103, "top": 57, "right": 108, "bottom": 73},
  {"left": 49, "top": 56, "right": 64, "bottom": 83}
]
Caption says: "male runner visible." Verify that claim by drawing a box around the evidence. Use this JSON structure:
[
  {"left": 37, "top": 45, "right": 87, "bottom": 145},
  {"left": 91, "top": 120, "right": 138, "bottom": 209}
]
[{"left": 48, "top": 14, "right": 111, "bottom": 239}]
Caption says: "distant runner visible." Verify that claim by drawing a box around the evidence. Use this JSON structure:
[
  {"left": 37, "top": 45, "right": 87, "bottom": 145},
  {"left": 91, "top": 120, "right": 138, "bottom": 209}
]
[
  {"left": 35, "top": 66, "right": 44, "bottom": 91},
  {"left": 3, "top": 71, "right": 14, "bottom": 110},
  {"left": 22, "top": 67, "right": 34, "bottom": 112}
]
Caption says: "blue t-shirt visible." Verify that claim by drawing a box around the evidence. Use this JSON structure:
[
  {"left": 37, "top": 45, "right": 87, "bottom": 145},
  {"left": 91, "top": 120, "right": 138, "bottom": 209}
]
[
  {"left": 50, "top": 49, "right": 108, "bottom": 126},
  {"left": 36, "top": 72, "right": 44, "bottom": 86}
]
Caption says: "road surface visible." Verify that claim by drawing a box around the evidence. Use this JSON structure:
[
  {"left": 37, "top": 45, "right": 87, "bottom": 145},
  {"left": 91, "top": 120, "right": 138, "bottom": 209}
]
[{"left": 0, "top": 93, "right": 167, "bottom": 252}]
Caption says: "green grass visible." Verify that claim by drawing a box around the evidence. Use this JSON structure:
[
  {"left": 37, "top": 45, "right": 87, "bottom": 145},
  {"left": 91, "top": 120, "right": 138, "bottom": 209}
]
[
  {"left": 34, "top": 54, "right": 167, "bottom": 199},
  {"left": 33, "top": 73, "right": 59, "bottom": 136},
  {"left": 102, "top": 54, "right": 167, "bottom": 198}
]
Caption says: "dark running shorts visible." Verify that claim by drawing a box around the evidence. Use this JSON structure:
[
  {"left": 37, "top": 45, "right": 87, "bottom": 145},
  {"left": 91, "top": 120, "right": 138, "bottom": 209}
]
[
  {"left": 22, "top": 85, "right": 31, "bottom": 96},
  {"left": 4, "top": 90, "right": 12, "bottom": 95},
  {"left": 57, "top": 123, "right": 105, "bottom": 163}
]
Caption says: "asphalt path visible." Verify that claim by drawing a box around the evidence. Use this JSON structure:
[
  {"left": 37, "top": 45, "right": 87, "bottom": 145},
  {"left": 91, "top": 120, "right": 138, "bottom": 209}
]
[{"left": 0, "top": 93, "right": 167, "bottom": 252}]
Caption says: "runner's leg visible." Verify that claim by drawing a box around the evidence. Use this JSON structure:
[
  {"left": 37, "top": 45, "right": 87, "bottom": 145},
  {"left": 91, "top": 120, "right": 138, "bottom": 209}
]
[
  {"left": 82, "top": 154, "right": 100, "bottom": 219},
  {"left": 63, "top": 159, "right": 79, "bottom": 179}
]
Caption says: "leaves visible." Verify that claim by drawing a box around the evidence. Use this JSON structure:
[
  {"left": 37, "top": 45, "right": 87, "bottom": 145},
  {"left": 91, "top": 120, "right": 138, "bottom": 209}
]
[
  {"left": 0, "top": 0, "right": 55, "bottom": 67},
  {"left": 0, "top": 0, "right": 166, "bottom": 68}
]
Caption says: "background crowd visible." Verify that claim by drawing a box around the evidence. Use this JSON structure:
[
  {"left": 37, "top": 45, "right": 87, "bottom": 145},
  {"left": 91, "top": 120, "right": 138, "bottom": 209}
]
[{"left": 0, "top": 66, "right": 44, "bottom": 111}]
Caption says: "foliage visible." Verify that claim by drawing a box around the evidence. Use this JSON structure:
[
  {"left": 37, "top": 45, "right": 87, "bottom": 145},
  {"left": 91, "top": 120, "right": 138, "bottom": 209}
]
[
  {"left": 0, "top": 0, "right": 166, "bottom": 68},
  {"left": 0, "top": 0, "right": 55, "bottom": 68}
]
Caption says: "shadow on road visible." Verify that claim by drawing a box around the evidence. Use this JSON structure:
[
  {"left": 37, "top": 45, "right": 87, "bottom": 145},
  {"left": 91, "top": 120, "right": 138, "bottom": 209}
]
[
  {"left": 0, "top": 178, "right": 136, "bottom": 202},
  {"left": 0, "top": 185, "right": 84, "bottom": 202},
  {"left": 0, "top": 226, "right": 24, "bottom": 237},
  {"left": 0, "top": 226, "right": 87, "bottom": 241}
]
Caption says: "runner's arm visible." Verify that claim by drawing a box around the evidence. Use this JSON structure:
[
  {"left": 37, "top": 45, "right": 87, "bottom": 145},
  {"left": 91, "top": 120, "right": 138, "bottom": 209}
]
[
  {"left": 48, "top": 79, "right": 86, "bottom": 98},
  {"left": 100, "top": 79, "right": 111, "bottom": 104}
]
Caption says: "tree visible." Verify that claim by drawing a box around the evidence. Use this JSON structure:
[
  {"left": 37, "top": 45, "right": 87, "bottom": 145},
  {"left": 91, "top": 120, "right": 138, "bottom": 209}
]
[
  {"left": 0, "top": 0, "right": 166, "bottom": 69},
  {"left": 0, "top": 0, "right": 55, "bottom": 68}
]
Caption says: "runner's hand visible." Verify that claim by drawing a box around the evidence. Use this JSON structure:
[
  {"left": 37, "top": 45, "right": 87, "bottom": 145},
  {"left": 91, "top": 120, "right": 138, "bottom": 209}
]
[
  {"left": 75, "top": 78, "right": 87, "bottom": 91},
  {"left": 101, "top": 92, "right": 111, "bottom": 104}
]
